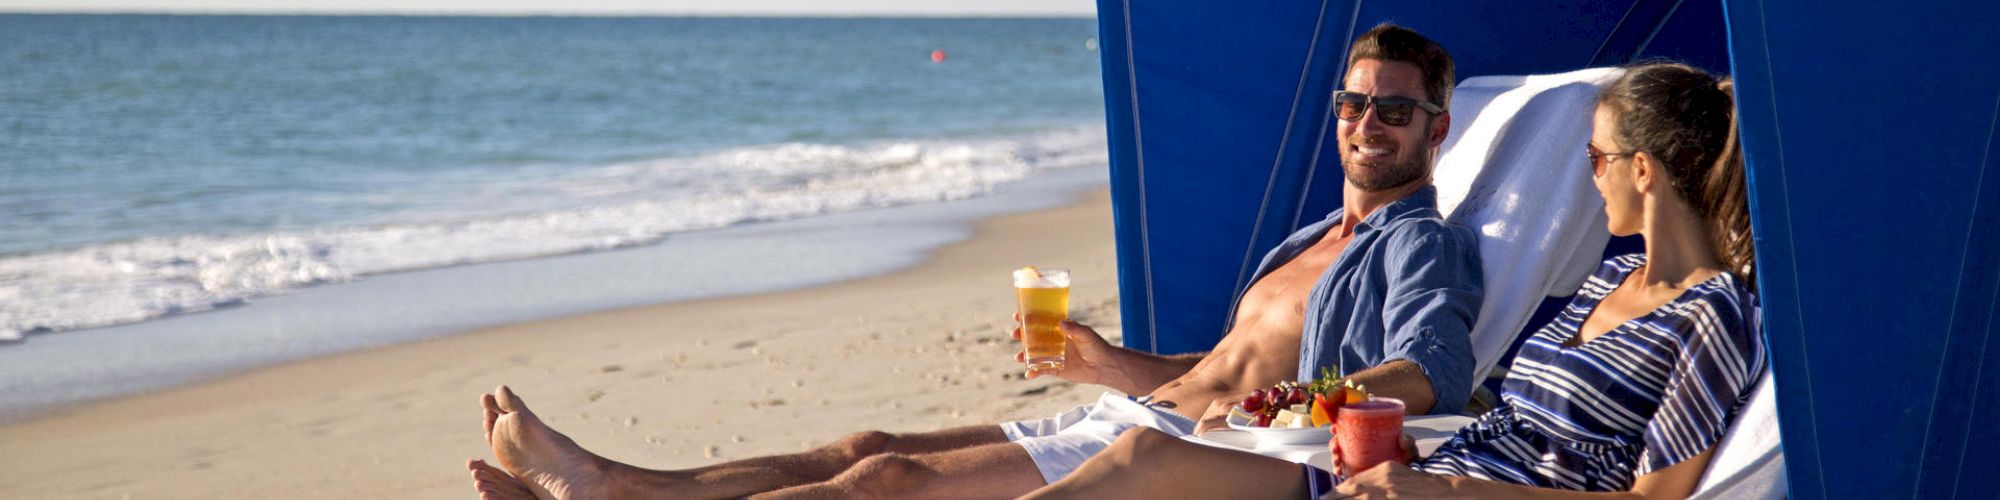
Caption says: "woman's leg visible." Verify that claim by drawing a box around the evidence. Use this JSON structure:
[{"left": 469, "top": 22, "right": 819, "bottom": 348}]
[{"left": 1021, "top": 428, "right": 1308, "bottom": 499}]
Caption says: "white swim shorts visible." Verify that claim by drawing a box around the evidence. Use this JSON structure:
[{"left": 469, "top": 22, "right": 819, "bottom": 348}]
[{"left": 998, "top": 392, "right": 1199, "bottom": 484}]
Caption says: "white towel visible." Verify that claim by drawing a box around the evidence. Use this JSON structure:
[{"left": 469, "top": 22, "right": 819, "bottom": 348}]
[
  {"left": 1690, "top": 370, "right": 1787, "bottom": 499},
  {"left": 1434, "top": 67, "right": 1623, "bottom": 383}
]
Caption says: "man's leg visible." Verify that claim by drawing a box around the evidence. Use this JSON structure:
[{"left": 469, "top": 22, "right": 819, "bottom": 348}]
[
  {"left": 481, "top": 386, "right": 1009, "bottom": 500},
  {"left": 1021, "top": 428, "right": 1308, "bottom": 499},
  {"left": 749, "top": 440, "right": 1047, "bottom": 500}
]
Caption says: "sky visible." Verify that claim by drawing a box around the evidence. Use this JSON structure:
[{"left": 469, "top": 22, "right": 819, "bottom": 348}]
[{"left": 0, "top": 0, "right": 1097, "bottom": 16}]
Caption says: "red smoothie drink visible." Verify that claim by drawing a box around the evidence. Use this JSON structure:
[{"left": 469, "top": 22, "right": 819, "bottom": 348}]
[{"left": 1333, "top": 398, "right": 1405, "bottom": 474}]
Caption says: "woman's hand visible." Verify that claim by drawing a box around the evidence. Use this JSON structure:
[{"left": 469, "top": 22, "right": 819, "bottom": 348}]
[
  {"left": 1327, "top": 461, "right": 1458, "bottom": 499},
  {"left": 1329, "top": 434, "right": 1419, "bottom": 476}
]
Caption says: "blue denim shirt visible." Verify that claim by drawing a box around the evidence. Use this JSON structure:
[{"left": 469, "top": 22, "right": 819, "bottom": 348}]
[{"left": 1242, "top": 186, "right": 1483, "bottom": 415}]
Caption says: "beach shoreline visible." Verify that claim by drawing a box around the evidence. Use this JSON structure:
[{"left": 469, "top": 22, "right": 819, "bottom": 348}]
[
  {"left": 0, "top": 188, "right": 1122, "bottom": 499},
  {"left": 0, "top": 166, "right": 1111, "bottom": 425}
]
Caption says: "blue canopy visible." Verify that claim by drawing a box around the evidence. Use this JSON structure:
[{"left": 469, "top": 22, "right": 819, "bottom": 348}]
[{"left": 1093, "top": 0, "right": 1999, "bottom": 497}]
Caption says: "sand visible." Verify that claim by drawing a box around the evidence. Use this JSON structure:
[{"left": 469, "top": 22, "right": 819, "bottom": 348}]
[{"left": 0, "top": 190, "right": 1122, "bottom": 499}]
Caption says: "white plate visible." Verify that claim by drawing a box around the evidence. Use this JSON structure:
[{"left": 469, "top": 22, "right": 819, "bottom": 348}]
[{"left": 1225, "top": 409, "right": 1334, "bottom": 445}]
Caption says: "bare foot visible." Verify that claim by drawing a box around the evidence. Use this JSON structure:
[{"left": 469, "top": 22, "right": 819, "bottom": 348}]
[
  {"left": 468, "top": 459, "right": 539, "bottom": 500},
  {"left": 482, "top": 386, "right": 617, "bottom": 500}
]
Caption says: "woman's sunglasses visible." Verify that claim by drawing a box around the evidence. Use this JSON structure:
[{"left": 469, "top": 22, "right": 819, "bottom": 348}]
[
  {"left": 1586, "top": 145, "right": 1641, "bottom": 175},
  {"left": 1333, "top": 91, "right": 1444, "bottom": 127}
]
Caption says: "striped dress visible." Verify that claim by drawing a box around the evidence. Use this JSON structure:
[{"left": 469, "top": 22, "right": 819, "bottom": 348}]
[{"left": 1414, "top": 254, "right": 1764, "bottom": 491}]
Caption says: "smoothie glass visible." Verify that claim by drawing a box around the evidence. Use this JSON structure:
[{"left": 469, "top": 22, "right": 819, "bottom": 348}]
[{"left": 1333, "top": 397, "right": 1406, "bottom": 474}]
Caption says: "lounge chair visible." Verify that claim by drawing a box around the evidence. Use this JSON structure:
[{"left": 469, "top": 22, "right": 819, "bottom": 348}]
[{"left": 1433, "top": 67, "right": 1621, "bottom": 388}]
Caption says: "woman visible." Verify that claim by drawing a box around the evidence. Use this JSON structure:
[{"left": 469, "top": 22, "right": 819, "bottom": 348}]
[{"left": 1022, "top": 62, "right": 1762, "bottom": 499}]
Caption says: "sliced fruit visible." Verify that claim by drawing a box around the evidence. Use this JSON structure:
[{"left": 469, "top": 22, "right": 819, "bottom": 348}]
[
  {"left": 1342, "top": 384, "right": 1368, "bottom": 404},
  {"left": 1017, "top": 266, "right": 1041, "bottom": 279},
  {"left": 1310, "top": 394, "right": 1333, "bottom": 426}
]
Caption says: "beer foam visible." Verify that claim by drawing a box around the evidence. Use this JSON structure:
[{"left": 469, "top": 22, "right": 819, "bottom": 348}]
[{"left": 1013, "top": 267, "right": 1070, "bottom": 288}]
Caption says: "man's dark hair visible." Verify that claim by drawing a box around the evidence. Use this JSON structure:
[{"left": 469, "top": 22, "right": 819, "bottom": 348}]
[{"left": 1346, "top": 23, "right": 1455, "bottom": 111}]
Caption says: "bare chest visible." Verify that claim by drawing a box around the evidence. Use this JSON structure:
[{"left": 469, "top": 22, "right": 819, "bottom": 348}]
[{"left": 1238, "top": 233, "right": 1352, "bottom": 325}]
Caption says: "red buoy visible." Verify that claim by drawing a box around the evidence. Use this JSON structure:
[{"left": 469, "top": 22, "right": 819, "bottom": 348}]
[{"left": 931, "top": 49, "right": 947, "bottom": 63}]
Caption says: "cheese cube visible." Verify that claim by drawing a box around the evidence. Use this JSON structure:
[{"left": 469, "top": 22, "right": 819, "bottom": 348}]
[
  {"left": 1272, "top": 409, "right": 1300, "bottom": 427},
  {"left": 1229, "top": 406, "right": 1257, "bottom": 423}
]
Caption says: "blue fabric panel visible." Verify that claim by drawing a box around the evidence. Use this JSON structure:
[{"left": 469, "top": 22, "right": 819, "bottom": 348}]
[
  {"left": 1725, "top": 0, "right": 2000, "bottom": 497},
  {"left": 1096, "top": 0, "right": 1333, "bottom": 354},
  {"left": 1635, "top": 0, "right": 1730, "bottom": 73}
]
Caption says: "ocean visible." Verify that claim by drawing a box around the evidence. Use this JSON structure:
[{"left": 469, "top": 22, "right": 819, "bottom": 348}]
[{"left": 0, "top": 15, "right": 1108, "bottom": 418}]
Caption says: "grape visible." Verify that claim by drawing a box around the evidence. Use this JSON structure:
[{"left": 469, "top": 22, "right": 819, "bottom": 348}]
[
  {"left": 1287, "top": 387, "right": 1309, "bottom": 406},
  {"left": 1242, "top": 391, "right": 1266, "bottom": 413}
]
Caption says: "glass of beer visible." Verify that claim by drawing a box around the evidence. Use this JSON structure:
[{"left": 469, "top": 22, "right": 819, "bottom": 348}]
[
  {"left": 1012, "top": 267, "right": 1070, "bottom": 370},
  {"left": 1334, "top": 397, "right": 1406, "bottom": 474}
]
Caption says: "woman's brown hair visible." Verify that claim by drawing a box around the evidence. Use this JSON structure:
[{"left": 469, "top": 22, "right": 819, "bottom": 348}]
[{"left": 1596, "top": 63, "right": 1754, "bottom": 286}]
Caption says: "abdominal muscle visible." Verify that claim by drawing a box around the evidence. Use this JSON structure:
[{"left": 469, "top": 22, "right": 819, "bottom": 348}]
[{"left": 1142, "top": 232, "right": 1349, "bottom": 419}]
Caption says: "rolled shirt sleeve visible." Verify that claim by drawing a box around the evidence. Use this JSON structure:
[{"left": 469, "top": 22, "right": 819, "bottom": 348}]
[{"left": 1378, "top": 223, "right": 1484, "bottom": 415}]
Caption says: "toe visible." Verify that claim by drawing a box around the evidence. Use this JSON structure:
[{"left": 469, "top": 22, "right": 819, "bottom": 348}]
[
  {"left": 472, "top": 464, "right": 508, "bottom": 482},
  {"left": 483, "top": 392, "right": 504, "bottom": 414},
  {"left": 482, "top": 395, "right": 502, "bottom": 442},
  {"left": 484, "top": 409, "right": 499, "bottom": 440},
  {"left": 468, "top": 460, "right": 534, "bottom": 498},
  {"left": 496, "top": 386, "right": 529, "bottom": 414}
]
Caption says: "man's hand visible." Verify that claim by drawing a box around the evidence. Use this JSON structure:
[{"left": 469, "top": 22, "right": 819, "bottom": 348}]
[
  {"left": 1013, "top": 319, "right": 1123, "bottom": 386},
  {"left": 1192, "top": 393, "right": 1250, "bottom": 435}
]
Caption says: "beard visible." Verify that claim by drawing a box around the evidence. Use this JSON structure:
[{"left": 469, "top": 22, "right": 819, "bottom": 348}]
[{"left": 1340, "top": 145, "right": 1429, "bottom": 191}]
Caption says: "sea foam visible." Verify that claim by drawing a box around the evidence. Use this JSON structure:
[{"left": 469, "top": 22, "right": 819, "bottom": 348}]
[{"left": 0, "top": 126, "right": 1108, "bottom": 341}]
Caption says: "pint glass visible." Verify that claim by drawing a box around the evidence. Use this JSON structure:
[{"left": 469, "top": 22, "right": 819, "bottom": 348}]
[{"left": 1012, "top": 267, "right": 1070, "bottom": 370}]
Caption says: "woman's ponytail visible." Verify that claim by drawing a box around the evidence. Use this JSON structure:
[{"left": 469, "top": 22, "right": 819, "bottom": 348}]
[{"left": 1702, "top": 78, "right": 1754, "bottom": 288}]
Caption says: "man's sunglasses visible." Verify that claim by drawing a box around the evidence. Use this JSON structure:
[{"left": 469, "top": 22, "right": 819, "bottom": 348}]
[{"left": 1333, "top": 91, "right": 1444, "bottom": 127}]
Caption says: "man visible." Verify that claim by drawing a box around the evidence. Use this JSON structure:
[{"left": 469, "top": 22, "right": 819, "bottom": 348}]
[{"left": 468, "top": 22, "right": 1479, "bottom": 500}]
